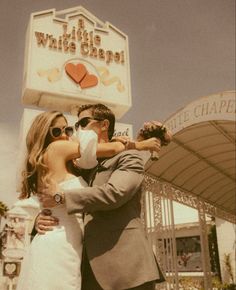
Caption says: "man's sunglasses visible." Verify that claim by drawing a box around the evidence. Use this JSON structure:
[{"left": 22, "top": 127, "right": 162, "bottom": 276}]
[
  {"left": 49, "top": 126, "right": 74, "bottom": 138},
  {"left": 75, "top": 117, "right": 103, "bottom": 130}
]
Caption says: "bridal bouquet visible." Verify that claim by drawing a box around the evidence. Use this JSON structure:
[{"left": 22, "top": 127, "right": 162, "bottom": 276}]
[{"left": 137, "top": 121, "right": 172, "bottom": 160}]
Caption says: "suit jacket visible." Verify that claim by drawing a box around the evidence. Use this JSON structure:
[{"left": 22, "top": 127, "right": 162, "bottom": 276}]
[{"left": 65, "top": 149, "right": 164, "bottom": 290}]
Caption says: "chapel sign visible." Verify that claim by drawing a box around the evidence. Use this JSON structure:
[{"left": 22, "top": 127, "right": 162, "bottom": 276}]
[
  {"left": 164, "top": 91, "right": 235, "bottom": 134},
  {"left": 22, "top": 7, "right": 131, "bottom": 118}
]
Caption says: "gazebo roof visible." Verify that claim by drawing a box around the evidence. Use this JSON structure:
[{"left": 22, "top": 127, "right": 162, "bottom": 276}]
[{"left": 145, "top": 91, "right": 235, "bottom": 216}]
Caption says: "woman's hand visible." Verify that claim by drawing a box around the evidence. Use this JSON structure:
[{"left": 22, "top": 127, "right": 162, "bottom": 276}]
[
  {"left": 135, "top": 137, "right": 161, "bottom": 152},
  {"left": 137, "top": 120, "right": 172, "bottom": 146}
]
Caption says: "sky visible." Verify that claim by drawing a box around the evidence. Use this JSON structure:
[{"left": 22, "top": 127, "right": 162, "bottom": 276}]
[{"left": 0, "top": 0, "right": 235, "bottom": 209}]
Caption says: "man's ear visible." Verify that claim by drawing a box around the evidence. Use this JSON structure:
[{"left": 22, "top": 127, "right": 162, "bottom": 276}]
[{"left": 102, "top": 119, "right": 109, "bottom": 131}]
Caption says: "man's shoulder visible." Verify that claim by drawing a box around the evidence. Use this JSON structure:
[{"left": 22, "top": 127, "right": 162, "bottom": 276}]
[
  {"left": 102, "top": 150, "right": 144, "bottom": 167},
  {"left": 115, "top": 149, "right": 142, "bottom": 159}
]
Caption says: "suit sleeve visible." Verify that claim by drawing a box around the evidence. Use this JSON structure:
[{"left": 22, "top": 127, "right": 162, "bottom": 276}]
[{"left": 65, "top": 151, "right": 144, "bottom": 214}]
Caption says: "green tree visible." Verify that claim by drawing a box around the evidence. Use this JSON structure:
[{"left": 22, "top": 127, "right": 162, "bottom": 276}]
[
  {"left": 0, "top": 201, "right": 8, "bottom": 217},
  {"left": 0, "top": 201, "right": 8, "bottom": 259},
  {"left": 208, "top": 219, "right": 221, "bottom": 280}
]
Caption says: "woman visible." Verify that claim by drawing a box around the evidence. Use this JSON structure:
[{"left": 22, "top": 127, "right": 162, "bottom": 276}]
[{"left": 16, "top": 110, "right": 161, "bottom": 290}]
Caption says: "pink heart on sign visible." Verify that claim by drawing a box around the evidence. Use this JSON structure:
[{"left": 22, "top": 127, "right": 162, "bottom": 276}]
[
  {"left": 80, "top": 73, "right": 98, "bottom": 89},
  {"left": 65, "top": 63, "right": 87, "bottom": 84}
]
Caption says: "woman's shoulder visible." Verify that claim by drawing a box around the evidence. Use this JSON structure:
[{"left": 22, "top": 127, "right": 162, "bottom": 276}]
[
  {"left": 46, "top": 140, "right": 75, "bottom": 154},
  {"left": 45, "top": 140, "right": 70, "bottom": 160},
  {"left": 47, "top": 140, "right": 70, "bottom": 150},
  {"left": 46, "top": 139, "right": 81, "bottom": 161}
]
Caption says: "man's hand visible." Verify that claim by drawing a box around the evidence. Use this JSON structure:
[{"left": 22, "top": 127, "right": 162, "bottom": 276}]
[
  {"left": 35, "top": 210, "right": 59, "bottom": 235},
  {"left": 37, "top": 193, "right": 57, "bottom": 208},
  {"left": 37, "top": 179, "right": 59, "bottom": 208}
]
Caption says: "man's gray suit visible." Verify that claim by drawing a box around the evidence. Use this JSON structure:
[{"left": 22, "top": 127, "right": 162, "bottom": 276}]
[{"left": 65, "top": 149, "right": 164, "bottom": 290}]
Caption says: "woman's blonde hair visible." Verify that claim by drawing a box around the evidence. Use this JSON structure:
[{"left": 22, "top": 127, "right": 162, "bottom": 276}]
[{"left": 19, "top": 111, "right": 66, "bottom": 199}]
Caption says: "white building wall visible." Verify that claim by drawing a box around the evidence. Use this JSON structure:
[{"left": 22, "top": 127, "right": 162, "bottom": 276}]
[{"left": 216, "top": 217, "right": 236, "bottom": 284}]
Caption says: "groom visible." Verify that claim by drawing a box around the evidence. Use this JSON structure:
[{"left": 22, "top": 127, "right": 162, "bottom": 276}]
[{"left": 38, "top": 103, "right": 165, "bottom": 290}]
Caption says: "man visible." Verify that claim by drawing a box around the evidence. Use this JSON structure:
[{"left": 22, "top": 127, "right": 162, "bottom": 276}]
[{"left": 38, "top": 103, "right": 165, "bottom": 290}]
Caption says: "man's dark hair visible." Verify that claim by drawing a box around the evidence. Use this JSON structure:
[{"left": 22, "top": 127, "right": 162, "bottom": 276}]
[{"left": 77, "top": 103, "right": 115, "bottom": 140}]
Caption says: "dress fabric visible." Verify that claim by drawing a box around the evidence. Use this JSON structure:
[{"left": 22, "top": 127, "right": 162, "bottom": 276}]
[
  {"left": 16, "top": 130, "right": 97, "bottom": 290},
  {"left": 16, "top": 178, "right": 86, "bottom": 290}
]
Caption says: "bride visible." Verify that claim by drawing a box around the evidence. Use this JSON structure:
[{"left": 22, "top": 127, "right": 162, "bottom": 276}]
[{"left": 16, "top": 110, "right": 160, "bottom": 290}]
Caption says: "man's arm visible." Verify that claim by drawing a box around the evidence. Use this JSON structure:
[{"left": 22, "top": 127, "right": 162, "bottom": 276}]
[
  {"left": 34, "top": 151, "right": 144, "bottom": 233},
  {"left": 65, "top": 150, "right": 144, "bottom": 214}
]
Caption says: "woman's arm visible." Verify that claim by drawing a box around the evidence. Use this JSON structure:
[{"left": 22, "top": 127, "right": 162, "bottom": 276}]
[
  {"left": 46, "top": 140, "right": 81, "bottom": 162},
  {"left": 96, "top": 137, "right": 161, "bottom": 158},
  {"left": 96, "top": 142, "right": 125, "bottom": 157},
  {"left": 47, "top": 137, "right": 161, "bottom": 161},
  {"left": 47, "top": 140, "right": 125, "bottom": 160}
]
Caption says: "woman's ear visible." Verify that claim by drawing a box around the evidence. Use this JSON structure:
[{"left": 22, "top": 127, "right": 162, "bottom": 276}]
[{"left": 102, "top": 119, "right": 109, "bottom": 131}]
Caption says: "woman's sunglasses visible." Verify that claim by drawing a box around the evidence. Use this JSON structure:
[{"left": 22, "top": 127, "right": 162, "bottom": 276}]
[
  {"left": 49, "top": 126, "right": 74, "bottom": 138},
  {"left": 75, "top": 117, "right": 103, "bottom": 130}
]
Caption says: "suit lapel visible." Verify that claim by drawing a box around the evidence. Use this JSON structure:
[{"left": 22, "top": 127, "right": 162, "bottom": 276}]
[
  {"left": 89, "top": 157, "right": 114, "bottom": 186},
  {"left": 88, "top": 165, "right": 98, "bottom": 186}
]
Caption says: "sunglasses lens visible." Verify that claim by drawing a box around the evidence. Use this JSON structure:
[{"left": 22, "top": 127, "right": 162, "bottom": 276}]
[
  {"left": 75, "top": 117, "right": 104, "bottom": 130},
  {"left": 81, "top": 118, "right": 91, "bottom": 128},
  {"left": 65, "top": 127, "right": 74, "bottom": 137},
  {"left": 76, "top": 117, "right": 91, "bottom": 128},
  {"left": 51, "top": 127, "right": 62, "bottom": 137}
]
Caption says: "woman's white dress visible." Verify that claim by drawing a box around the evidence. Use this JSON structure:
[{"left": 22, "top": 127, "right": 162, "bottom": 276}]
[{"left": 16, "top": 130, "right": 98, "bottom": 290}]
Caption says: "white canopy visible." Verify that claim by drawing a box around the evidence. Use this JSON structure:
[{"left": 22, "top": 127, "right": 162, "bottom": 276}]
[{"left": 145, "top": 91, "right": 235, "bottom": 216}]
